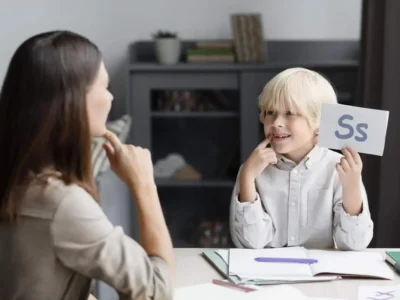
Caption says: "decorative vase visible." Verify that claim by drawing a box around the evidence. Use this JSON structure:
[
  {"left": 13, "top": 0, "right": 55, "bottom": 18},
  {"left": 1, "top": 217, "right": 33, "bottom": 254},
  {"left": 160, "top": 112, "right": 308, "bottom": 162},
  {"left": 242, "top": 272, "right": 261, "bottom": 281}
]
[{"left": 154, "top": 38, "right": 181, "bottom": 65}]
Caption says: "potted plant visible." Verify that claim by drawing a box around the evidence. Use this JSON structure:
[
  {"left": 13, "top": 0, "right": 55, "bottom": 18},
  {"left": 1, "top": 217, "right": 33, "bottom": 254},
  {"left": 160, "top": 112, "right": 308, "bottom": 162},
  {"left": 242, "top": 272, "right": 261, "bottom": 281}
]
[{"left": 152, "top": 30, "right": 181, "bottom": 65}]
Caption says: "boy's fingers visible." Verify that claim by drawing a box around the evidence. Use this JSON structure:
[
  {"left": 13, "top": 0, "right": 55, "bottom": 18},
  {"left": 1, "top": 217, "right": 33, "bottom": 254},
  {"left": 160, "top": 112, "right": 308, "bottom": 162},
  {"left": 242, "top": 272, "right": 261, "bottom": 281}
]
[
  {"left": 336, "top": 163, "right": 345, "bottom": 175},
  {"left": 340, "top": 157, "right": 350, "bottom": 172},
  {"left": 257, "top": 136, "right": 272, "bottom": 149},
  {"left": 346, "top": 147, "right": 362, "bottom": 165},
  {"left": 342, "top": 148, "right": 356, "bottom": 169}
]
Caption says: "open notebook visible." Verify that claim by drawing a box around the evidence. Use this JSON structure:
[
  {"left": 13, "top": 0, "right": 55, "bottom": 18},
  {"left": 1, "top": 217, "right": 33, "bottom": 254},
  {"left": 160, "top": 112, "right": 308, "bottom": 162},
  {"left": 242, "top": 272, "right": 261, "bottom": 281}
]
[
  {"left": 202, "top": 249, "right": 340, "bottom": 285},
  {"left": 227, "top": 247, "right": 394, "bottom": 281}
]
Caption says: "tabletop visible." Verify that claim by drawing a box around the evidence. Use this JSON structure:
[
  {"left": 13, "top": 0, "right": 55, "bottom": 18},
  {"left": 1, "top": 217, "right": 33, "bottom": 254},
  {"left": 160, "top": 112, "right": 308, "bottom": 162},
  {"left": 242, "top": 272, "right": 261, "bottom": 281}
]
[{"left": 174, "top": 248, "right": 400, "bottom": 300}]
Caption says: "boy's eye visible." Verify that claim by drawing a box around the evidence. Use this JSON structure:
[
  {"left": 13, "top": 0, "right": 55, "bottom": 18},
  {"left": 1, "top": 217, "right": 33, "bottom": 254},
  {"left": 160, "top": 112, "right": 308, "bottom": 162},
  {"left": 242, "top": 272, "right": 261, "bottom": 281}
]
[
  {"left": 266, "top": 110, "right": 274, "bottom": 116},
  {"left": 286, "top": 111, "right": 296, "bottom": 116}
]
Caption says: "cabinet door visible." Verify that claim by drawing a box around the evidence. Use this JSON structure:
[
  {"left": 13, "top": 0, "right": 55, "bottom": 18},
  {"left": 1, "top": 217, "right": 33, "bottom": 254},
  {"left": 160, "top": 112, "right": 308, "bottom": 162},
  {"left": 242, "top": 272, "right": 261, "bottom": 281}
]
[
  {"left": 311, "top": 66, "right": 359, "bottom": 105},
  {"left": 240, "top": 72, "right": 276, "bottom": 161},
  {"left": 129, "top": 72, "right": 238, "bottom": 149},
  {"left": 128, "top": 72, "right": 240, "bottom": 248}
]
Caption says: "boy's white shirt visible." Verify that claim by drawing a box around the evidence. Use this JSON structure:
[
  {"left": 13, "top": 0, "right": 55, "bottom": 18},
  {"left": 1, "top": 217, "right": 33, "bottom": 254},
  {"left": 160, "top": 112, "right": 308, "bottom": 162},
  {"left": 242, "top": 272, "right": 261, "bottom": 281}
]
[{"left": 230, "top": 145, "right": 374, "bottom": 250}]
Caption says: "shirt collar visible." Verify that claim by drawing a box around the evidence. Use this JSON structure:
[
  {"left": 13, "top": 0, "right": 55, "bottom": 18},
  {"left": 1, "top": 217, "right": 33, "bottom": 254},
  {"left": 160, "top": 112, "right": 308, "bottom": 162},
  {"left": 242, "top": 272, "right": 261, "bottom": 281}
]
[{"left": 276, "top": 145, "right": 322, "bottom": 170}]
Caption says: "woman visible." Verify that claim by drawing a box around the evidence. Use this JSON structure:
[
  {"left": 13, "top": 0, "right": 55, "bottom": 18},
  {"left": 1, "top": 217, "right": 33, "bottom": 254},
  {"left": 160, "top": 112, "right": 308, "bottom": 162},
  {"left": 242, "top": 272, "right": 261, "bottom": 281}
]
[{"left": 0, "top": 31, "right": 174, "bottom": 300}]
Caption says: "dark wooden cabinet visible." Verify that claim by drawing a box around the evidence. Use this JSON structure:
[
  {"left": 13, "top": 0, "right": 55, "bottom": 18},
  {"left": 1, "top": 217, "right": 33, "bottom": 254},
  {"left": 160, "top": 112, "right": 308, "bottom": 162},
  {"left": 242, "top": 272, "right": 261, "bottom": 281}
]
[{"left": 127, "top": 40, "right": 359, "bottom": 247}]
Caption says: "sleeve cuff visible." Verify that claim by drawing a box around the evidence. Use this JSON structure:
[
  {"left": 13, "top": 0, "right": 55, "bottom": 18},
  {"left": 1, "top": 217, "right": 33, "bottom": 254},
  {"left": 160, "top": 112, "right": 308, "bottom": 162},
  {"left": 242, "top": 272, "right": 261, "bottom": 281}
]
[
  {"left": 148, "top": 256, "right": 173, "bottom": 300},
  {"left": 235, "top": 193, "right": 264, "bottom": 224},
  {"left": 339, "top": 203, "right": 371, "bottom": 230}
]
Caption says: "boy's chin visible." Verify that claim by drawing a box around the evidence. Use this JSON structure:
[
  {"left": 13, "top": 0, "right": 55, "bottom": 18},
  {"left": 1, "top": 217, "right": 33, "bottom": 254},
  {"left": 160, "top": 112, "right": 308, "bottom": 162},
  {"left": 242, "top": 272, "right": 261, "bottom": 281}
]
[{"left": 271, "top": 143, "right": 291, "bottom": 154}]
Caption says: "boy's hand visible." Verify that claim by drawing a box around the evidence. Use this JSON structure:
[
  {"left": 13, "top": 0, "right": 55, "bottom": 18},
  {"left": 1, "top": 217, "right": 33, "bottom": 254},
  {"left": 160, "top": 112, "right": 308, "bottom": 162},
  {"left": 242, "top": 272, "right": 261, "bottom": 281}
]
[
  {"left": 336, "top": 147, "right": 363, "bottom": 188},
  {"left": 242, "top": 136, "right": 277, "bottom": 181},
  {"left": 336, "top": 147, "right": 363, "bottom": 215}
]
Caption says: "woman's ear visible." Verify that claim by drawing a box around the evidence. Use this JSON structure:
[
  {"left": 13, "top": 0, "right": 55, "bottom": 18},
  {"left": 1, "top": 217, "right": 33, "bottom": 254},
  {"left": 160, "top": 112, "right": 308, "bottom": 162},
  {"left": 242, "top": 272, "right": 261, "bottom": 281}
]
[{"left": 315, "top": 128, "right": 320, "bottom": 136}]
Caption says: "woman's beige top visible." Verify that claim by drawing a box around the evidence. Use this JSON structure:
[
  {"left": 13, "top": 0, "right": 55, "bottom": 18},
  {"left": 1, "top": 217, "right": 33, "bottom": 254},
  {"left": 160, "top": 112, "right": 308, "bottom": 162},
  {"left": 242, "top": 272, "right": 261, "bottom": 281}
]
[{"left": 0, "top": 177, "right": 172, "bottom": 300}]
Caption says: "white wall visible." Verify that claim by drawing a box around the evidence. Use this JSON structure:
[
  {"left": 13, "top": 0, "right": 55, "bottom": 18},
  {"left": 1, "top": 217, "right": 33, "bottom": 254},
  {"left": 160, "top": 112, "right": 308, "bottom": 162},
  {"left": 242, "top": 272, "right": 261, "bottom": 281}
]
[{"left": 0, "top": 0, "right": 362, "bottom": 117}]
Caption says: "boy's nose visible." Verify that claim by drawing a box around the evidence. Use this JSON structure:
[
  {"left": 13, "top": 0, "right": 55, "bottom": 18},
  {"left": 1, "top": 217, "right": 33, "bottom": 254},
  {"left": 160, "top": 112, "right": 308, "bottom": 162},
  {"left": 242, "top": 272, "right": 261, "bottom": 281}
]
[{"left": 272, "top": 115, "right": 285, "bottom": 128}]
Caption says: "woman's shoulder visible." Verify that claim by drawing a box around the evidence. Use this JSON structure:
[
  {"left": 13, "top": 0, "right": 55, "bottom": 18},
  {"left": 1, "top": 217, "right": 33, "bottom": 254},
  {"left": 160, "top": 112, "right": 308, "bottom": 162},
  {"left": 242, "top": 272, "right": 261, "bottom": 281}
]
[{"left": 21, "top": 177, "right": 99, "bottom": 220}]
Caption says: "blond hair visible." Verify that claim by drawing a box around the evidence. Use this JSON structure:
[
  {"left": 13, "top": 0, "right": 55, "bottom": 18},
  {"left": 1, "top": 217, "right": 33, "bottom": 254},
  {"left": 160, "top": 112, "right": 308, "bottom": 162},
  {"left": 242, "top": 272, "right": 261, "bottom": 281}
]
[{"left": 258, "top": 67, "right": 337, "bottom": 128}]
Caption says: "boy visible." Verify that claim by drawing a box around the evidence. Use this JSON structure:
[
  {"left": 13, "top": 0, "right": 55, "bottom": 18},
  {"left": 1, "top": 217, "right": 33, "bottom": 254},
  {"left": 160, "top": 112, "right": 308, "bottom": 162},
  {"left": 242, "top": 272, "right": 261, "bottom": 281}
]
[{"left": 229, "top": 68, "right": 373, "bottom": 250}]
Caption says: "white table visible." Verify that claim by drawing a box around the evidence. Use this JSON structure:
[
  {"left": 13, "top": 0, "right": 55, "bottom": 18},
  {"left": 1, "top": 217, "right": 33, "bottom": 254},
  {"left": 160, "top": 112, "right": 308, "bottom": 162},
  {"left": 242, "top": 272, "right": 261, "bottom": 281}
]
[{"left": 174, "top": 248, "right": 400, "bottom": 300}]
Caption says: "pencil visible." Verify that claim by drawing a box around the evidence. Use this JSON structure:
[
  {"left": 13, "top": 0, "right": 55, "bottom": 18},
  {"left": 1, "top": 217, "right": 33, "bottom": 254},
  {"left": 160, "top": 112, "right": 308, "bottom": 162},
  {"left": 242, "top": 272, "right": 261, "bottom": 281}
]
[{"left": 211, "top": 279, "right": 258, "bottom": 293}]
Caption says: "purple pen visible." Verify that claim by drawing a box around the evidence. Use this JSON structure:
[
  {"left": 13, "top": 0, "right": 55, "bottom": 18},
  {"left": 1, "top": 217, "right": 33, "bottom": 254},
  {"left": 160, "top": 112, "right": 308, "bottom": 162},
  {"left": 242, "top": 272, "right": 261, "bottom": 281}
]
[{"left": 254, "top": 257, "right": 318, "bottom": 264}]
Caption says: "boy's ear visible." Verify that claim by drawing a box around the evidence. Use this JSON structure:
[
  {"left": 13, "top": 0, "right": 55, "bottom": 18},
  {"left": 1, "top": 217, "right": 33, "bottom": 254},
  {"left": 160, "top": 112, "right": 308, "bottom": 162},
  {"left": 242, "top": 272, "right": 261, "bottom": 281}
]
[
  {"left": 259, "top": 111, "right": 265, "bottom": 124},
  {"left": 313, "top": 129, "right": 319, "bottom": 144}
]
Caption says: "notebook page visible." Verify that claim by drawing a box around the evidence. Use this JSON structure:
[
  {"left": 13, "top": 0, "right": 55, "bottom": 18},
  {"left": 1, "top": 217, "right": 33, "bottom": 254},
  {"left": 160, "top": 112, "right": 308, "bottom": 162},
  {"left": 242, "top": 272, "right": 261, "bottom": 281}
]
[
  {"left": 308, "top": 250, "right": 394, "bottom": 280},
  {"left": 229, "top": 247, "right": 313, "bottom": 278},
  {"left": 214, "top": 249, "right": 338, "bottom": 282},
  {"left": 236, "top": 274, "right": 340, "bottom": 282},
  {"left": 214, "top": 249, "right": 229, "bottom": 264}
]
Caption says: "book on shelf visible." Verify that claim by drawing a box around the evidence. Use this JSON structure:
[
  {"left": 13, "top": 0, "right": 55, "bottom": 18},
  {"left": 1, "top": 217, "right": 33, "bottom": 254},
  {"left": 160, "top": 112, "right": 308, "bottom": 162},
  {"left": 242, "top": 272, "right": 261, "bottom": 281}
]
[
  {"left": 230, "top": 13, "right": 266, "bottom": 63},
  {"left": 195, "top": 40, "right": 233, "bottom": 49},
  {"left": 187, "top": 48, "right": 234, "bottom": 56},
  {"left": 186, "top": 48, "right": 235, "bottom": 63},
  {"left": 187, "top": 55, "right": 234, "bottom": 63}
]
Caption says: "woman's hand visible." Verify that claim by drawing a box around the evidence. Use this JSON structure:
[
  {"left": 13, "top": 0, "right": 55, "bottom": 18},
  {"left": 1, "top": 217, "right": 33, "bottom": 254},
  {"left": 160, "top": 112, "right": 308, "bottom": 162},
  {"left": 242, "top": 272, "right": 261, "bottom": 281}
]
[{"left": 103, "top": 130, "right": 155, "bottom": 190}]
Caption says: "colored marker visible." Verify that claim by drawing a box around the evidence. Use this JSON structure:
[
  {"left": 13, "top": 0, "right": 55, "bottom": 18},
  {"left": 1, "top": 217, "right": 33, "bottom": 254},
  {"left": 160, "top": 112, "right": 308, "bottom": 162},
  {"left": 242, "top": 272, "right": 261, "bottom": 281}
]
[{"left": 254, "top": 257, "right": 318, "bottom": 264}]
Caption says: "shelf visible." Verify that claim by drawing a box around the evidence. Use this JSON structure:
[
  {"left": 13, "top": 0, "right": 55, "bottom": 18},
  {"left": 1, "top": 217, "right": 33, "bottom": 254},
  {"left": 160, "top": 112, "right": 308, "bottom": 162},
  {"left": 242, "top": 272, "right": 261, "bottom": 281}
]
[
  {"left": 129, "top": 61, "right": 359, "bottom": 72},
  {"left": 155, "top": 179, "right": 235, "bottom": 188},
  {"left": 151, "top": 111, "right": 239, "bottom": 118}
]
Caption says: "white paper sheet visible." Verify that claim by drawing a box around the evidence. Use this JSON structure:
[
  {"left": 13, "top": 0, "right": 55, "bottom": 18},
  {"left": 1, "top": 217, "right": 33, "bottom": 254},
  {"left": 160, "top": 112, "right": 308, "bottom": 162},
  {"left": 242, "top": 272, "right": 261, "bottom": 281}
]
[
  {"left": 174, "top": 283, "right": 348, "bottom": 300},
  {"left": 318, "top": 103, "right": 389, "bottom": 156},
  {"left": 174, "top": 283, "right": 307, "bottom": 300},
  {"left": 308, "top": 298, "right": 347, "bottom": 300},
  {"left": 358, "top": 285, "right": 400, "bottom": 300}
]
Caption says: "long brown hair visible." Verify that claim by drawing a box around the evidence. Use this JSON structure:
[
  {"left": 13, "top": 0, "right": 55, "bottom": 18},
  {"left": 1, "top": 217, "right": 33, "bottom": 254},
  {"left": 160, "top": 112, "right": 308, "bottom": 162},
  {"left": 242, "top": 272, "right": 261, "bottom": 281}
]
[{"left": 0, "top": 31, "right": 101, "bottom": 221}]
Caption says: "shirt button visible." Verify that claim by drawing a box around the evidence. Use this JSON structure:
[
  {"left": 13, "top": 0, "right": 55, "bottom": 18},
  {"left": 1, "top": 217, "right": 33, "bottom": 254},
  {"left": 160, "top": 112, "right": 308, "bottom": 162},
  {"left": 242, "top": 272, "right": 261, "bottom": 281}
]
[
  {"left": 291, "top": 201, "right": 296, "bottom": 206},
  {"left": 292, "top": 169, "right": 297, "bottom": 174},
  {"left": 290, "top": 236, "right": 295, "bottom": 241}
]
